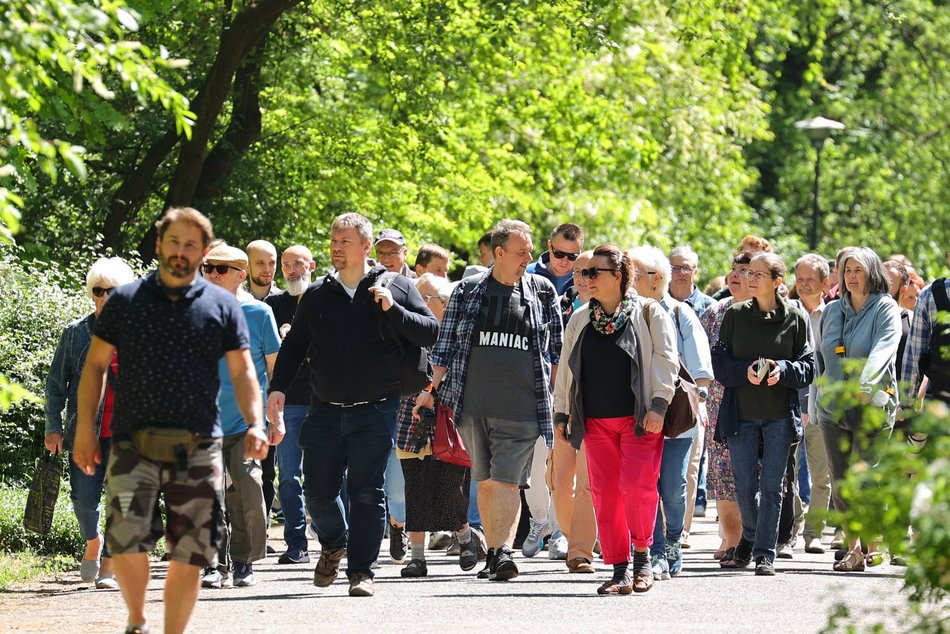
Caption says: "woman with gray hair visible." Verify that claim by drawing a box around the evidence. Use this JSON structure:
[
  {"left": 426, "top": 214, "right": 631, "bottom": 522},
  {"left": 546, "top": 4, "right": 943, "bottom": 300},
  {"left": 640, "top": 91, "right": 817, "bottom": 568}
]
[
  {"left": 816, "top": 247, "right": 901, "bottom": 572},
  {"left": 45, "top": 257, "right": 135, "bottom": 589},
  {"left": 628, "top": 246, "right": 714, "bottom": 580}
]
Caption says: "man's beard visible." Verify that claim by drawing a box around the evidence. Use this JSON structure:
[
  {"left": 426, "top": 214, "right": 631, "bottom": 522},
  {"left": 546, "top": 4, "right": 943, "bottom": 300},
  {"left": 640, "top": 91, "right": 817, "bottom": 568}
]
[
  {"left": 252, "top": 274, "right": 272, "bottom": 287},
  {"left": 287, "top": 274, "right": 312, "bottom": 297},
  {"left": 161, "top": 253, "right": 196, "bottom": 279}
]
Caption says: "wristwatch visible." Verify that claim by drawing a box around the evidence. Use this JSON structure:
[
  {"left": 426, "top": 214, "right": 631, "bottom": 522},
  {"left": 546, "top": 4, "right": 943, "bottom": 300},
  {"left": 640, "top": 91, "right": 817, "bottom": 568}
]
[{"left": 698, "top": 388, "right": 709, "bottom": 401}]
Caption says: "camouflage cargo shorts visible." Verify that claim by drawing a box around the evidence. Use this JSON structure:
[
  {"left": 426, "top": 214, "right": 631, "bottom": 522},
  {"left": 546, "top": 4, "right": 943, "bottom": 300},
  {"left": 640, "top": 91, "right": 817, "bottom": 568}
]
[{"left": 105, "top": 437, "right": 225, "bottom": 567}]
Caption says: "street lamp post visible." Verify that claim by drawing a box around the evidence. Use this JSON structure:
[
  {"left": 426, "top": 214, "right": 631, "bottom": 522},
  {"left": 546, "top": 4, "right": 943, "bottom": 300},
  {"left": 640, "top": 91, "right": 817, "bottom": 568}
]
[{"left": 794, "top": 116, "right": 845, "bottom": 250}]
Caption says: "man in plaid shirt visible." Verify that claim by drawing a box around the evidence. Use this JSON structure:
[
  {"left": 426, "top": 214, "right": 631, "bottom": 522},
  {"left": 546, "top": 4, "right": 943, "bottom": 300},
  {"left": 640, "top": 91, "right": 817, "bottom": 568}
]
[
  {"left": 414, "top": 219, "right": 563, "bottom": 582},
  {"left": 902, "top": 258, "right": 950, "bottom": 406}
]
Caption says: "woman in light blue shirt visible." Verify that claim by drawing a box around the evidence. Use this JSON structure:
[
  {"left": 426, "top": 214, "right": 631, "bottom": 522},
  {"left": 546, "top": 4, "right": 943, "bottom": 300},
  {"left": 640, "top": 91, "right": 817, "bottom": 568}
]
[
  {"left": 817, "top": 247, "right": 901, "bottom": 572},
  {"left": 628, "top": 247, "right": 714, "bottom": 581}
]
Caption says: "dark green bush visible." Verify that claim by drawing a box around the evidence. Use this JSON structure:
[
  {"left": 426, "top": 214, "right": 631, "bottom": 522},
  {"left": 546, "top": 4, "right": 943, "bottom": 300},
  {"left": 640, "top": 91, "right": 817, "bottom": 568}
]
[{"left": 0, "top": 483, "right": 84, "bottom": 557}]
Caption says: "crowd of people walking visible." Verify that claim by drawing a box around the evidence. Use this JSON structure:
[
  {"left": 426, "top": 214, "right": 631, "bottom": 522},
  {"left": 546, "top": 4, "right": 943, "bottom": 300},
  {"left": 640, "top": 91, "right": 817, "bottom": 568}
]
[{"left": 44, "top": 207, "right": 947, "bottom": 632}]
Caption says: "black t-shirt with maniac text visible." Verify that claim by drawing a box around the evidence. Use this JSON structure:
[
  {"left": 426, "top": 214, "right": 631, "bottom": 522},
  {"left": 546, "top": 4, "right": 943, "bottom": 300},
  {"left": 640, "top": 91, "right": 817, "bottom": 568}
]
[
  {"left": 462, "top": 277, "right": 537, "bottom": 422},
  {"left": 94, "top": 271, "right": 250, "bottom": 437}
]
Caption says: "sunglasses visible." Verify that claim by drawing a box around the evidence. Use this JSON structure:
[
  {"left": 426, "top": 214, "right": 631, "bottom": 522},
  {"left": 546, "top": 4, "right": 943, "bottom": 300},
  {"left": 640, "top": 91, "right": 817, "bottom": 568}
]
[
  {"left": 91, "top": 287, "right": 114, "bottom": 298},
  {"left": 551, "top": 249, "right": 580, "bottom": 261},
  {"left": 579, "top": 267, "right": 617, "bottom": 279},
  {"left": 202, "top": 263, "right": 243, "bottom": 275}
]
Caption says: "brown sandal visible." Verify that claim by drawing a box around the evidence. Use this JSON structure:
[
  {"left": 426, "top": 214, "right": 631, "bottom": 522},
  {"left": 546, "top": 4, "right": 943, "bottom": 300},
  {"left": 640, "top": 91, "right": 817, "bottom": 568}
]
[
  {"left": 833, "top": 549, "right": 866, "bottom": 572},
  {"left": 633, "top": 569, "right": 654, "bottom": 593},
  {"left": 597, "top": 577, "right": 633, "bottom": 595}
]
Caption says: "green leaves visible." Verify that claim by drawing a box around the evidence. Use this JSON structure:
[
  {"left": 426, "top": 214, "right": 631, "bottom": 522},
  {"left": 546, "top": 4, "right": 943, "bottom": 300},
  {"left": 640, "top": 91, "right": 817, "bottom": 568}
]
[{"left": 0, "top": 0, "right": 193, "bottom": 240}]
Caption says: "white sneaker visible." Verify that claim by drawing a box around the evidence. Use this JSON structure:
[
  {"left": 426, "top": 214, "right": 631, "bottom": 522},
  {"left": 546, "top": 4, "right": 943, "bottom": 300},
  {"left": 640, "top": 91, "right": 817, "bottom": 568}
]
[
  {"left": 547, "top": 531, "right": 568, "bottom": 560},
  {"left": 200, "top": 567, "right": 227, "bottom": 589},
  {"left": 522, "top": 517, "right": 549, "bottom": 558},
  {"left": 427, "top": 531, "right": 453, "bottom": 551}
]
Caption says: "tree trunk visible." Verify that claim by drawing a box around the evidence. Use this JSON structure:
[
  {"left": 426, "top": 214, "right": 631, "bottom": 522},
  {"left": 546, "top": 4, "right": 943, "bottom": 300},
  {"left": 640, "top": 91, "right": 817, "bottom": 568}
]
[{"left": 102, "top": 0, "right": 303, "bottom": 258}]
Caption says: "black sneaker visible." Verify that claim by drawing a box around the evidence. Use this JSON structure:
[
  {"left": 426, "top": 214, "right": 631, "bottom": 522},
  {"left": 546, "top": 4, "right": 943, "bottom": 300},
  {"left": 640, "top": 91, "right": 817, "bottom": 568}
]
[
  {"left": 400, "top": 559, "right": 428, "bottom": 578},
  {"left": 389, "top": 524, "right": 408, "bottom": 564},
  {"left": 278, "top": 548, "right": 310, "bottom": 565},
  {"left": 732, "top": 537, "right": 754, "bottom": 569},
  {"left": 489, "top": 547, "right": 519, "bottom": 581},
  {"left": 233, "top": 562, "right": 256, "bottom": 587},
  {"left": 459, "top": 537, "right": 478, "bottom": 571},
  {"left": 477, "top": 548, "right": 495, "bottom": 579},
  {"left": 755, "top": 557, "right": 776, "bottom": 576}
]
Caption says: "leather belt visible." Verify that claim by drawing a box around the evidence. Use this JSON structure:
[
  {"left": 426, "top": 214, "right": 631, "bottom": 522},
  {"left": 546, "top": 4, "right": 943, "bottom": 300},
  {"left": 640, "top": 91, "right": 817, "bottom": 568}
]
[{"left": 327, "top": 398, "right": 388, "bottom": 408}]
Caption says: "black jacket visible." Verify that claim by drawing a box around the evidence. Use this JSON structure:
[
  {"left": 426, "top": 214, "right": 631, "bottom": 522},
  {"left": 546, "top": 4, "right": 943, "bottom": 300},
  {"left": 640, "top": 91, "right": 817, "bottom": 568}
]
[
  {"left": 270, "top": 265, "right": 438, "bottom": 404},
  {"left": 264, "top": 291, "right": 311, "bottom": 405}
]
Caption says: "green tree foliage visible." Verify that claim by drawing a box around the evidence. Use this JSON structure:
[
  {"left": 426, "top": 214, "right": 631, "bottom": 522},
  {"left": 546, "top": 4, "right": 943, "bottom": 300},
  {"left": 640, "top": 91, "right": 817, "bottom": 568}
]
[
  {"left": 746, "top": 0, "right": 949, "bottom": 276},
  {"left": 0, "top": 0, "right": 194, "bottom": 241}
]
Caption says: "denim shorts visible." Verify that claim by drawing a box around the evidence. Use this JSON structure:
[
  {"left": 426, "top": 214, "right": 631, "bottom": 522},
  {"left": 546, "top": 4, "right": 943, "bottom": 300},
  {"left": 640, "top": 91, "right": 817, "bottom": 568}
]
[{"left": 458, "top": 415, "right": 540, "bottom": 485}]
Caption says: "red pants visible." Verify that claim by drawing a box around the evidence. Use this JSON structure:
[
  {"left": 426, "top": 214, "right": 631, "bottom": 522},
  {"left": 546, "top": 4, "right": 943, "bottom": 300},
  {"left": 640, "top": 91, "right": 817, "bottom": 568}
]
[{"left": 584, "top": 416, "right": 664, "bottom": 564}]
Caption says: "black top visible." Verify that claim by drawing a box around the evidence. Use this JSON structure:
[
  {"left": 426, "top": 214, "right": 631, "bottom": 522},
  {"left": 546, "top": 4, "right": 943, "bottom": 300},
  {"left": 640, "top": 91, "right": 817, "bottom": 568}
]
[
  {"left": 94, "top": 271, "right": 249, "bottom": 437},
  {"left": 269, "top": 265, "right": 439, "bottom": 404},
  {"left": 265, "top": 291, "right": 311, "bottom": 405},
  {"left": 580, "top": 322, "right": 637, "bottom": 418}
]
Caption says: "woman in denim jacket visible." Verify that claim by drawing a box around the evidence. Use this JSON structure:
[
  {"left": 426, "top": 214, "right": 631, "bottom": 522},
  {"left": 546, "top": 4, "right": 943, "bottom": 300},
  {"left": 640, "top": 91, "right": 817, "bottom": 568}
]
[{"left": 44, "top": 257, "right": 134, "bottom": 588}]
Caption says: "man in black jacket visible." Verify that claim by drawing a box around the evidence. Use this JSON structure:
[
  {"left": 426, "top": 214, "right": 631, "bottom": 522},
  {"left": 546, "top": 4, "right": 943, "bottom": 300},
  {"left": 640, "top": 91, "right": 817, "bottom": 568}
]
[{"left": 266, "top": 213, "right": 438, "bottom": 598}]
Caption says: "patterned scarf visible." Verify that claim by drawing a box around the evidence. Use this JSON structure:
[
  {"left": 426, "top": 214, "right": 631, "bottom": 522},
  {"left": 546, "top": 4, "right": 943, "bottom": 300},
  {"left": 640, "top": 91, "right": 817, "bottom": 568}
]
[{"left": 589, "top": 292, "right": 637, "bottom": 335}]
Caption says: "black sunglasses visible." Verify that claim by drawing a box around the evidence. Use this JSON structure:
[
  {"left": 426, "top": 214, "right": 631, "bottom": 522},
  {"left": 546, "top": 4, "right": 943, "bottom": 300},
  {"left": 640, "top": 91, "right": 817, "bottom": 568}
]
[
  {"left": 202, "top": 263, "right": 243, "bottom": 275},
  {"left": 579, "top": 267, "right": 617, "bottom": 279},
  {"left": 91, "top": 287, "right": 114, "bottom": 298},
  {"left": 551, "top": 249, "right": 580, "bottom": 261}
]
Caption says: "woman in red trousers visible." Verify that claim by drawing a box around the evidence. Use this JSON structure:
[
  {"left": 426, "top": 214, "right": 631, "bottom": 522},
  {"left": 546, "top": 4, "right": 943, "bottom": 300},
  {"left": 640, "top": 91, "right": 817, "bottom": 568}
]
[{"left": 553, "top": 244, "right": 678, "bottom": 594}]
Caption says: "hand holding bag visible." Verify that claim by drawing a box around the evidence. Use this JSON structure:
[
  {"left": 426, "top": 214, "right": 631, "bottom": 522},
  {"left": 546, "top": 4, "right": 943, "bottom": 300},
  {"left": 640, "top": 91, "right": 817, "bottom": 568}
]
[{"left": 23, "top": 452, "right": 62, "bottom": 534}]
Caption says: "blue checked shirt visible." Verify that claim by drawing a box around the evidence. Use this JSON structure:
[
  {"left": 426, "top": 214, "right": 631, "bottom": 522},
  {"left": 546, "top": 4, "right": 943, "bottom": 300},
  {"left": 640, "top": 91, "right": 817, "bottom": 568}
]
[
  {"left": 431, "top": 269, "right": 563, "bottom": 447},
  {"left": 902, "top": 279, "right": 950, "bottom": 401}
]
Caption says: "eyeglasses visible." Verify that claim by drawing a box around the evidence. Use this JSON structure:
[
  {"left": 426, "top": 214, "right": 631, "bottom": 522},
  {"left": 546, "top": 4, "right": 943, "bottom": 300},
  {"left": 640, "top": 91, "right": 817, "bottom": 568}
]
[
  {"left": 579, "top": 267, "right": 617, "bottom": 279},
  {"left": 202, "top": 263, "right": 243, "bottom": 275},
  {"left": 422, "top": 294, "right": 445, "bottom": 305},
  {"left": 740, "top": 270, "right": 774, "bottom": 281},
  {"left": 92, "top": 287, "right": 114, "bottom": 298},
  {"left": 376, "top": 249, "right": 405, "bottom": 259},
  {"left": 551, "top": 249, "right": 580, "bottom": 261},
  {"left": 671, "top": 265, "right": 696, "bottom": 274}
]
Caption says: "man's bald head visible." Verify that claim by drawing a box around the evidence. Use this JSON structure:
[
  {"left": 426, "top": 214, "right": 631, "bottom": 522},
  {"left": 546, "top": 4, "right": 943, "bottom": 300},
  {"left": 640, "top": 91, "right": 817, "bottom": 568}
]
[
  {"left": 245, "top": 239, "right": 277, "bottom": 292},
  {"left": 282, "top": 244, "right": 317, "bottom": 296}
]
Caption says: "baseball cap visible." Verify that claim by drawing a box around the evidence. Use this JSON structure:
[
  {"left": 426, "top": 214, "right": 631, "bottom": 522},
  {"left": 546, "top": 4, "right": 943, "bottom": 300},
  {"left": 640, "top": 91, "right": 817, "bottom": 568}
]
[
  {"left": 205, "top": 244, "right": 249, "bottom": 271},
  {"left": 374, "top": 229, "right": 406, "bottom": 247}
]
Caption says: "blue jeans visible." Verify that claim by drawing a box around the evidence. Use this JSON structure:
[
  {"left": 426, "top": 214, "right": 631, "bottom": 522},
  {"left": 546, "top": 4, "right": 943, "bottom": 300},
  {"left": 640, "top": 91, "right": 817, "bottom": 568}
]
[
  {"left": 727, "top": 418, "right": 795, "bottom": 561},
  {"left": 696, "top": 445, "right": 708, "bottom": 508},
  {"left": 651, "top": 436, "right": 692, "bottom": 556},
  {"left": 467, "top": 479, "right": 481, "bottom": 529},
  {"left": 798, "top": 436, "right": 811, "bottom": 504},
  {"left": 384, "top": 447, "right": 406, "bottom": 524},
  {"left": 69, "top": 438, "right": 111, "bottom": 556},
  {"left": 300, "top": 399, "right": 397, "bottom": 577},
  {"left": 276, "top": 404, "right": 309, "bottom": 552}
]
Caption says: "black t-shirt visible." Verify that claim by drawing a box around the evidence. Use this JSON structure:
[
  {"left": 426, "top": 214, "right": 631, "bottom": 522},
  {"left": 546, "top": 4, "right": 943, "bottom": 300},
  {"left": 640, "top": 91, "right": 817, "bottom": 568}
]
[
  {"left": 265, "top": 291, "right": 311, "bottom": 405},
  {"left": 462, "top": 277, "right": 537, "bottom": 421},
  {"left": 94, "top": 271, "right": 249, "bottom": 437},
  {"left": 580, "top": 322, "right": 637, "bottom": 418}
]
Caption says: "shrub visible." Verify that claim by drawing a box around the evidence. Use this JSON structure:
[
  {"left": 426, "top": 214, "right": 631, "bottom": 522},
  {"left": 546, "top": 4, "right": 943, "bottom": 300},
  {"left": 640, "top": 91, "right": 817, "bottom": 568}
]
[
  {"left": 0, "top": 483, "right": 84, "bottom": 557},
  {"left": 0, "top": 243, "right": 92, "bottom": 485},
  {"left": 821, "top": 366, "right": 949, "bottom": 630}
]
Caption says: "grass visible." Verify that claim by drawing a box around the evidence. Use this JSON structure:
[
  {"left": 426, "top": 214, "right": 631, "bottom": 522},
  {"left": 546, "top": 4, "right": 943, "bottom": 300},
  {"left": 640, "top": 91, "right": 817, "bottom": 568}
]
[{"left": 0, "top": 549, "right": 76, "bottom": 590}]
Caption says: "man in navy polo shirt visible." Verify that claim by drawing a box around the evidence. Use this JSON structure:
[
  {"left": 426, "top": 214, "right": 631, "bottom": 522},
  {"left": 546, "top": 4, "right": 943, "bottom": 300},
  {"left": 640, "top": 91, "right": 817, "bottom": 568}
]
[{"left": 74, "top": 207, "right": 269, "bottom": 634}]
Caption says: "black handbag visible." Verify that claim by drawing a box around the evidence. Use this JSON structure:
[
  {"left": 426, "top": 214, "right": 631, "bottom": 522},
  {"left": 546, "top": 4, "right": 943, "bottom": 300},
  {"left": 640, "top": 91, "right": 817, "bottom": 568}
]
[{"left": 23, "top": 453, "right": 62, "bottom": 534}]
